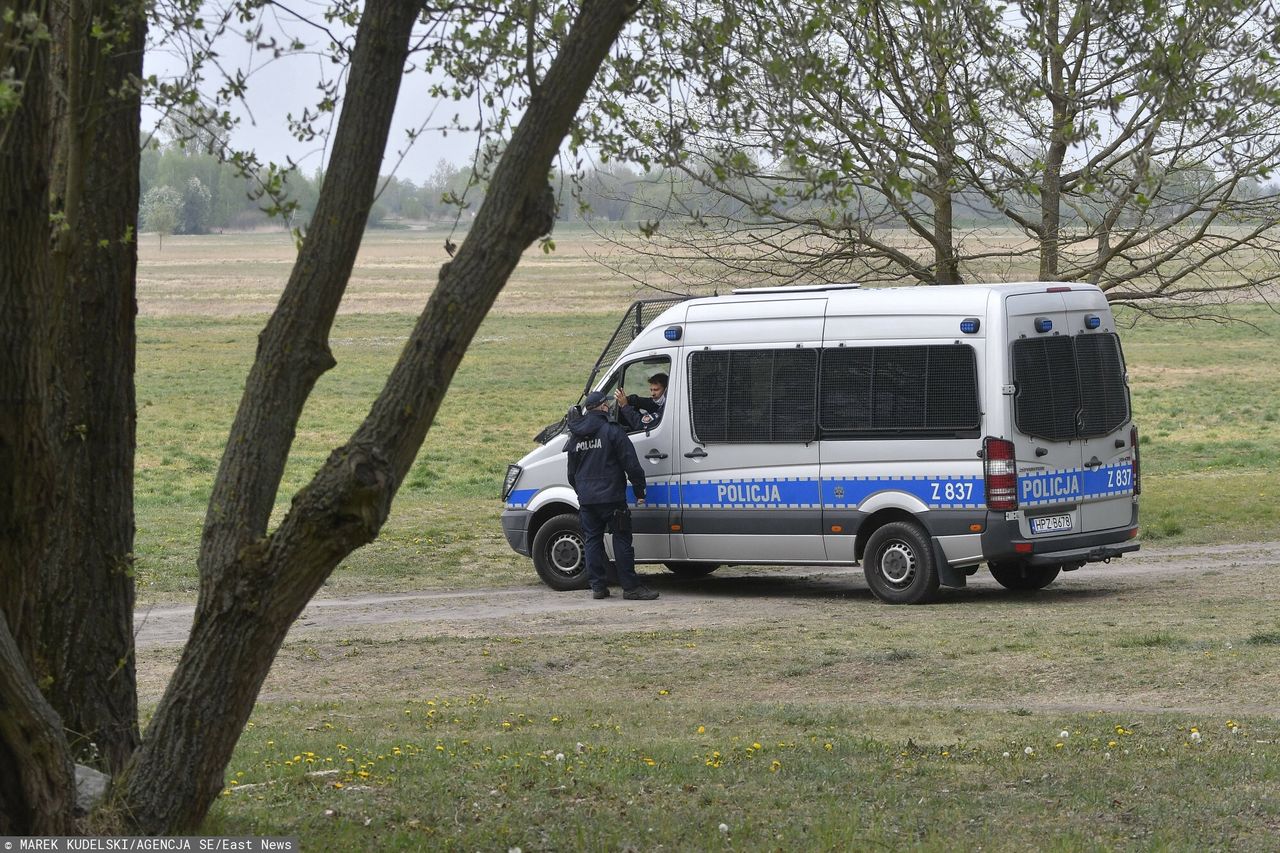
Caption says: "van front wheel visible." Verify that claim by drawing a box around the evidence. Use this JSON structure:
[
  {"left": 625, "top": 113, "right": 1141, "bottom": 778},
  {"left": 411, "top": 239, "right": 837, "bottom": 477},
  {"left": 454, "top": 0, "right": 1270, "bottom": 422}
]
[
  {"left": 989, "top": 562, "right": 1061, "bottom": 591},
  {"left": 863, "top": 522, "right": 939, "bottom": 604},
  {"left": 532, "top": 513, "right": 590, "bottom": 591}
]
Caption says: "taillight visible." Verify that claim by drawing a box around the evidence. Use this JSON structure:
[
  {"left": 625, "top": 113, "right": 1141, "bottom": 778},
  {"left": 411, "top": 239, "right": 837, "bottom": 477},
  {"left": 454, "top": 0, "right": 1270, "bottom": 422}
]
[
  {"left": 984, "top": 437, "right": 1018, "bottom": 511},
  {"left": 1130, "top": 425, "right": 1141, "bottom": 495}
]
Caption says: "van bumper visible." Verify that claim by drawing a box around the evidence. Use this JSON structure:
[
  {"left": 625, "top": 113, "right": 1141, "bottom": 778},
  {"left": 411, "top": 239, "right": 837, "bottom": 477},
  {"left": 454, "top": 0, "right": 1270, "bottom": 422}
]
[
  {"left": 981, "top": 506, "right": 1140, "bottom": 567},
  {"left": 502, "top": 510, "right": 533, "bottom": 556}
]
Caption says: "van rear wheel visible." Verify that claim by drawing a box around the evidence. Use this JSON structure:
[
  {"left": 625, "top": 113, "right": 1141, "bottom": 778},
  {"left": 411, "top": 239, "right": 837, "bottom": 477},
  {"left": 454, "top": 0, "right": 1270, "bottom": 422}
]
[
  {"left": 989, "top": 562, "right": 1061, "bottom": 591},
  {"left": 664, "top": 562, "right": 719, "bottom": 578},
  {"left": 863, "top": 521, "right": 939, "bottom": 604},
  {"left": 532, "top": 513, "right": 590, "bottom": 591}
]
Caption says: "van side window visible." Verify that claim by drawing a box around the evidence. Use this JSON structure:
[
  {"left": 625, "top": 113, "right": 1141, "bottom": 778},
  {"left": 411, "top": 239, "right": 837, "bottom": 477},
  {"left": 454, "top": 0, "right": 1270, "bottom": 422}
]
[
  {"left": 689, "top": 349, "right": 817, "bottom": 443},
  {"left": 1013, "top": 333, "right": 1129, "bottom": 440},
  {"left": 819, "top": 344, "right": 980, "bottom": 437}
]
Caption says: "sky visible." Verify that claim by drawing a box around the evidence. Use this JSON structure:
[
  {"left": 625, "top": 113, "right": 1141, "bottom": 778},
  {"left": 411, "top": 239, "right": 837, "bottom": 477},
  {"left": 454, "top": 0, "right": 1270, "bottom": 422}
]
[{"left": 142, "top": 4, "right": 480, "bottom": 185}]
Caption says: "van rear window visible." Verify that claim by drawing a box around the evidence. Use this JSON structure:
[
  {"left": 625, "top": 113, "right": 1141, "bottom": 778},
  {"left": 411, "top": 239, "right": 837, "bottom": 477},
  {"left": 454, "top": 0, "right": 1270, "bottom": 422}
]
[
  {"left": 819, "top": 344, "right": 980, "bottom": 437},
  {"left": 1012, "top": 333, "right": 1129, "bottom": 440}
]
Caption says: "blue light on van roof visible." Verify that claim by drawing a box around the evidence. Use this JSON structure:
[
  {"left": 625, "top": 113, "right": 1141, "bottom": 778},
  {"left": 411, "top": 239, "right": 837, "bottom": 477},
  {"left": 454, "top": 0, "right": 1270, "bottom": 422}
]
[
  {"left": 664, "top": 325, "right": 683, "bottom": 341},
  {"left": 1034, "top": 317, "right": 1053, "bottom": 333},
  {"left": 1084, "top": 314, "right": 1101, "bottom": 329},
  {"left": 960, "top": 318, "right": 980, "bottom": 334}
]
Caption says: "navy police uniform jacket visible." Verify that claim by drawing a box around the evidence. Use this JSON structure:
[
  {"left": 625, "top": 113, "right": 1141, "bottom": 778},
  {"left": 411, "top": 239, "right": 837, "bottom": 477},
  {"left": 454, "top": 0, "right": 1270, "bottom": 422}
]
[{"left": 565, "top": 409, "right": 646, "bottom": 505}]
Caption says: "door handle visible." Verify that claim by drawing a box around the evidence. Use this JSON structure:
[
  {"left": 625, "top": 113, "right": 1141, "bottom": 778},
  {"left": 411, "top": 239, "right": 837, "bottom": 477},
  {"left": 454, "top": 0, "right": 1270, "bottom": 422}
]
[
  {"left": 645, "top": 449, "right": 668, "bottom": 460},
  {"left": 1084, "top": 456, "right": 1102, "bottom": 469},
  {"left": 684, "top": 447, "right": 708, "bottom": 459}
]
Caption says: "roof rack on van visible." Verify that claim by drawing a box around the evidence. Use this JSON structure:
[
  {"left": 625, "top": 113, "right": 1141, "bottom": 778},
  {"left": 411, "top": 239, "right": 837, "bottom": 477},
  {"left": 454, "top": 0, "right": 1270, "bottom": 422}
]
[{"left": 731, "top": 283, "right": 861, "bottom": 294}]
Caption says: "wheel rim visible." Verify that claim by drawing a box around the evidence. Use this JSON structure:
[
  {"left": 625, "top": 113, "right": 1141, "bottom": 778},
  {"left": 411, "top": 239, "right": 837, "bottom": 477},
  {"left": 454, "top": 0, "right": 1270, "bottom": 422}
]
[
  {"left": 877, "top": 541, "right": 917, "bottom": 587},
  {"left": 547, "top": 531, "right": 585, "bottom": 577}
]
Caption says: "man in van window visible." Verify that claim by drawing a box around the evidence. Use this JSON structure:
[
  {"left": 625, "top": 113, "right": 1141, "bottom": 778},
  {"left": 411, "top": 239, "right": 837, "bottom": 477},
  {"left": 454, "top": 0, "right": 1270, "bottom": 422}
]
[
  {"left": 615, "top": 372, "right": 668, "bottom": 432},
  {"left": 566, "top": 391, "right": 659, "bottom": 601}
]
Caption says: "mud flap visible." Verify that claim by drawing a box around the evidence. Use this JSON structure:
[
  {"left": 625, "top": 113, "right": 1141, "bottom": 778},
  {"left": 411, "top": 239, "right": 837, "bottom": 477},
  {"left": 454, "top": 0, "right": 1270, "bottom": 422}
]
[{"left": 932, "top": 536, "right": 967, "bottom": 588}]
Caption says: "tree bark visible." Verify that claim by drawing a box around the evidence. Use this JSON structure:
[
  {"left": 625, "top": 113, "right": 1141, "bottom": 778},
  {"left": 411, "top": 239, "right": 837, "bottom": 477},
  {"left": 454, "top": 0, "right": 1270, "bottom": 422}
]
[
  {"left": 40, "top": 0, "right": 146, "bottom": 774},
  {"left": 0, "top": 612, "right": 77, "bottom": 835},
  {"left": 0, "top": 0, "right": 58, "bottom": 701},
  {"left": 0, "top": 10, "right": 76, "bottom": 827},
  {"left": 123, "top": 0, "right": 639, "bottom": 833}
]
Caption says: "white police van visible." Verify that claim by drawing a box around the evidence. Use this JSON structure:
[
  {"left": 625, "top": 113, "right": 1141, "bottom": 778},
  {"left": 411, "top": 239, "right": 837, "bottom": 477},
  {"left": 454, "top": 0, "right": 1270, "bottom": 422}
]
[{"left": 501, "top": 283, "right": 1140, "bottom": 604}]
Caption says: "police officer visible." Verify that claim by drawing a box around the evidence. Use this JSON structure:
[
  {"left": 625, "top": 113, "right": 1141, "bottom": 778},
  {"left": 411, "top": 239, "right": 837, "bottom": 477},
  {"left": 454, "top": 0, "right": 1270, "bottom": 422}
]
[
  {"left": 614, "top": 372, "right": 668, "bottom": 432},
  {"left": 566, "top": 390, "right": 659, "bottom": 600}
]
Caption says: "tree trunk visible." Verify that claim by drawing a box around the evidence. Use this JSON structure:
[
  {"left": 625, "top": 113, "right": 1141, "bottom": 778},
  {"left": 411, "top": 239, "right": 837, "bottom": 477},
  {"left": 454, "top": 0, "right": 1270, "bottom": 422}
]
[
  {"left": 0, "top": 5, "right": 76, "bottom": 825},
  {"left": 0, "top": 612, "right": 77, "bottom": 835},
  {"left": 123, "top": 0, "right": 639, "bottom": 833},
  {"left": 40, "top": 0, "right": 146, "bottom": 774},
  {"left": 121, "top": 0, "right": 424, "bottom": 831},
  {"left": 1039, "top": 0, "right": 1067, "bottom": 281}
]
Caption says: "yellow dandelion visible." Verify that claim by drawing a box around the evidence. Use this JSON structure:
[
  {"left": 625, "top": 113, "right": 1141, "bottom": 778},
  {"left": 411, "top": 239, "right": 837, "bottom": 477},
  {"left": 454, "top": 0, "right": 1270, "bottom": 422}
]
[
  {"left": 770, "top": 760, "right": 781, "bottom": 772},
  {"left": 752, "top": 742, "right": 762, "bottom": 751},
  {"left": 697, "top": 725, "right": 706, "bottom": 734},
  {"left": 824, "top": 743, "right": 833, "bottom": 751}
]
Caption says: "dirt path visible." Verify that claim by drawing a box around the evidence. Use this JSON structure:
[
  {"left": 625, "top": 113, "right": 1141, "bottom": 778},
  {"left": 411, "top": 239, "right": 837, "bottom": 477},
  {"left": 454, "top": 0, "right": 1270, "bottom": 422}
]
[{"left": 133, "top": 540, "right": 1280, "bottom": 650}]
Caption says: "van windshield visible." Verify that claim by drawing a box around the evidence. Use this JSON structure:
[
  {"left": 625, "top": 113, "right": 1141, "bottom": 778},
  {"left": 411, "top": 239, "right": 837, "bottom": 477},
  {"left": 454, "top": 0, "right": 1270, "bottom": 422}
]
[{"left": 1012, "top": 333, "right": 1129, "bottom": 441}]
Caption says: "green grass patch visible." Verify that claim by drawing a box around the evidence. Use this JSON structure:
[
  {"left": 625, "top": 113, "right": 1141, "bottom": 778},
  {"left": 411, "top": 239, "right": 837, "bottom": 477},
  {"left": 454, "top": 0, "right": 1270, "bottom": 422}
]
[{"left": 203, "top": 697, "right": 1278, "bottom": 850}]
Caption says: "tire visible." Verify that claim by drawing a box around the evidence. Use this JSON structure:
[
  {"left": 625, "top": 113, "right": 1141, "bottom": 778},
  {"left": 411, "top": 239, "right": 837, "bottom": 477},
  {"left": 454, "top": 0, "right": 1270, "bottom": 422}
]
[
  {"left": 531, "top": 513, "right": 590, "bottom": 591},
  {"left": 862, "top": 521, "right": 939, "bottom": 604},
  {"left": 663, "top": 561, "right": 720, "bottom": 578},
  {"left": 989, "top": 561, "right": 1061, "bottom": 591}
]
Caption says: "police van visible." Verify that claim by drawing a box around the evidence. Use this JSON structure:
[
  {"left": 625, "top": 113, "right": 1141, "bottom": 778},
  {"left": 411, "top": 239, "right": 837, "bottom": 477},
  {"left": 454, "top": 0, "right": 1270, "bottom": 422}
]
[{"left": 501, "top": 283, "right": 1140, "bottom": 604}]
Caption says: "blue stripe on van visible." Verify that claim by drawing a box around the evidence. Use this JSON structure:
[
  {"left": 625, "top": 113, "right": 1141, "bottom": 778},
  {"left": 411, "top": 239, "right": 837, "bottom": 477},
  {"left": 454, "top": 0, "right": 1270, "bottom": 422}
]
[
  {"left": 823, "top": 476, "right": 985, "bottom": 510},
  {"left": 507, "top": 464, "right": 1133, "bottom": 511},
  {"left": 1018, "top": 461, "right": 1135, "bottom": 507},
  {"left": 681, "top": 478, "right": 822, "bottom": 509}
]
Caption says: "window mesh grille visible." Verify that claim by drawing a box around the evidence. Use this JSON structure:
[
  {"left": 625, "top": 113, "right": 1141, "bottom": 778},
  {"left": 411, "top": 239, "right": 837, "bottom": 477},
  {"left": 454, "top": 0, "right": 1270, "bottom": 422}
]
[
  {"left": 583, "top": 297, "right": 689, "bottom": 395},
  {"left": 1076, "top": 334, "right": 1130, "bottom": 436},
  {"left": 689, "top": 349, "right": 817, "bottom": 443},
  {"left": 1012, "top": 336, "right": 1081, "bottom": 440},
  {"left": 1013, "top": 333, "right": 1129, "bottom": 440},
  {"left": 820, "top": 345, "right": 979, "bottom": 434}
]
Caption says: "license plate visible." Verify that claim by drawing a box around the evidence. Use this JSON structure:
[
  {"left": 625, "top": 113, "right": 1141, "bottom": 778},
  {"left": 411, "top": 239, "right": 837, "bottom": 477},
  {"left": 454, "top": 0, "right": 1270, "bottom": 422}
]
[{"left": 1031, "top": 514, "right": 1073, "bottom": 534}]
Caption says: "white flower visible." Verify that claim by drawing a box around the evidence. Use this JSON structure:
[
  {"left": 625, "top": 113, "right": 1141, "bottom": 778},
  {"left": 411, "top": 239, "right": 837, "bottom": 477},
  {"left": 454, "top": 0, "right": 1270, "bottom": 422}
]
[
  {"left": 1002, "top": 751, "right": 1011, "bottom": 758},
  {"left": 555, "top": 753, "right": 565, "bottom": 762},
  {"left": 1059, "top": 731, "right": 1070, "bottom": 739},
  {"left": 575, "top": 742, "right": 586, "bottom": 754},
  {"left": 1104, "top": 752, "right": 1111, "bottom": 760},
  {"left": 1190, "top": 731, "right": 1202, "bottom": 742},
  {"left": 718, "top": 823, "right": 729, "bottom": 833},
  {"left": 1024, "top": 746, "right": 1034, "bottom": 756}
]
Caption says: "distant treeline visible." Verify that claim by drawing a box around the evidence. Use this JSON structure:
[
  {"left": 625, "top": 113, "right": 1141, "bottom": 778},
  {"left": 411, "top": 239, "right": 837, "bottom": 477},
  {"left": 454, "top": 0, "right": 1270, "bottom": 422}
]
[
  {"left": 138, "top": 144, "right": 710, "bottom": 234},
  {"left": 140, "top": 142, "right": 1280, "bottom": 237}
]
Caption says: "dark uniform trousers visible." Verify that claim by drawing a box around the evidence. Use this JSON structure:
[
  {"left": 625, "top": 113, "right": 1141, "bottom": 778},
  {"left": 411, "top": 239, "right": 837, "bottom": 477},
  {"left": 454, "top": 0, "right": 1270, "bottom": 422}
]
[{"left": 579, "top": 501, "right": 640, "bottom": 593}]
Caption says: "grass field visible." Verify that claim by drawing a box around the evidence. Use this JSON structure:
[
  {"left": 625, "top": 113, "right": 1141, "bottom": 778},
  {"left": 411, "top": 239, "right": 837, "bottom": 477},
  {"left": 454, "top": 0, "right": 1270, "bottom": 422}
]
[{"left": 131, "top": 229, "right": 1280, "bottom": 848}]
